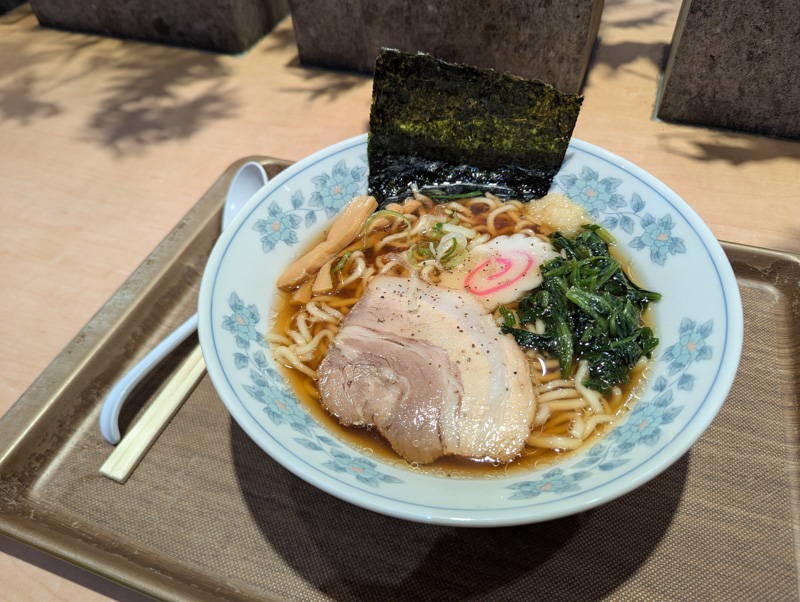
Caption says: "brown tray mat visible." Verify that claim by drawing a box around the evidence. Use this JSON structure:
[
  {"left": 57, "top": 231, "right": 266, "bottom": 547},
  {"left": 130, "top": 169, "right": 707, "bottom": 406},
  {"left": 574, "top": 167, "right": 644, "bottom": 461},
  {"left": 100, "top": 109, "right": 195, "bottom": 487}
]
[{"left": 1, "top": 158, "right": 799, "bottom": 601}]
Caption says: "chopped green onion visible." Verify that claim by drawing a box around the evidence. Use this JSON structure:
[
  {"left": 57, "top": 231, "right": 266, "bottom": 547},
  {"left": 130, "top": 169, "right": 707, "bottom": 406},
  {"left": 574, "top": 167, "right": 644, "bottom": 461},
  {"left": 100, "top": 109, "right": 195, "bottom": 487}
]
[
  {"left": 439, "top": 237, "right": 458, "bottom": 262},
  {"left": 407, "top": 246, "right": 421, "bottom": 270},
  {"left": 426, "top": 190, "right": 484, "bottom": 200},
  {"left": 362, "top": 210, "right": 411, "bottom": 247},
  {"left": 445, "top": 249, "right": 468, "bottom": 268},
  {"left": 442, "top": 223, "right": 477, "bottom": 238},
  {"left": 407, "top": 242, "right": 434, "bottom": 270},
  {"left": 332, "top": 251, "right": 352, "bottom": 273},
  {"left": 435, "top": 232, "right": 469, "bottom": 267}
]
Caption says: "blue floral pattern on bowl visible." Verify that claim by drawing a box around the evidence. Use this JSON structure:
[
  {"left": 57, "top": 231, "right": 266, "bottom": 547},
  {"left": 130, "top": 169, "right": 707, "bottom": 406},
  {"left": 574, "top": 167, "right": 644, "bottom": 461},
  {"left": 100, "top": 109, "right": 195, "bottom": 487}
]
[
  {"left": 198, "top": 134, "right": 743, "bottom": 526},
  {"left": 222, "top": 292, "right": 403, "bottom": 488},
  {"left": 252, "top": 157, "right": 368, "bottom": 252},
  {"left": 507, "top": 317, "right": 714, "bottom": 499},
  {"left": 558, "top": 166, "right": 687, "bottom": 266}
]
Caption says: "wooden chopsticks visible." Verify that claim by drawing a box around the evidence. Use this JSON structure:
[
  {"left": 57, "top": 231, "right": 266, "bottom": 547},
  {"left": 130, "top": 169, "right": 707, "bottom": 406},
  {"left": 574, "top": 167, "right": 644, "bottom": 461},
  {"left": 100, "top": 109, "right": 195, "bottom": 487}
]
[{"left": 100, "top": 345, "right": 206, "bottom": 483}]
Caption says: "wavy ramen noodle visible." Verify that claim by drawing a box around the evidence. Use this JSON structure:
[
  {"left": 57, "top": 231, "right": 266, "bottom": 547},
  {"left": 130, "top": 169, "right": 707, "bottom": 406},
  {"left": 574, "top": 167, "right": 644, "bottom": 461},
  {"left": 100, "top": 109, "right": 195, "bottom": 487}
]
[{"left": 268, "top": 190, "right": 653, "bottom": 469}]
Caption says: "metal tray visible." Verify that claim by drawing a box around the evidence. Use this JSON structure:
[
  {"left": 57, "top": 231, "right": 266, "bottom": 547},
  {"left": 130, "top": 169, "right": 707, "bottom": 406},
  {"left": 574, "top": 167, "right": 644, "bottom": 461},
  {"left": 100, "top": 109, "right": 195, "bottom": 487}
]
[{"left": 1, "top": 158, "right": 798, "bottom": 601}]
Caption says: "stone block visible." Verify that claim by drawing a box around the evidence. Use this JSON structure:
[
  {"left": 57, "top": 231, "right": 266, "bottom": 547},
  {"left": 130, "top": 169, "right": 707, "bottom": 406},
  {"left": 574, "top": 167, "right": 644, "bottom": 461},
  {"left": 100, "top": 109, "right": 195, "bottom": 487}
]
[
  {"left": 288, "top": 0, "right": 605, "bottom": 94},
  {"left": 657, "top": 0, "right": 800, "bottom": 140},
  {"left": 28, "top": 0, "right": 290, "bottom": 54}
]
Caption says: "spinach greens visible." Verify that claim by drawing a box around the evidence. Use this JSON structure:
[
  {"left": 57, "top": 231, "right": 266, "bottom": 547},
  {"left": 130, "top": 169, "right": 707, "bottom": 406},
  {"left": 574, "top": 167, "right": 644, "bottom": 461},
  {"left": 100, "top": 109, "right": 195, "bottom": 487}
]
[{"left": 500, "top": 226, "right": 661, "bottom": 394}]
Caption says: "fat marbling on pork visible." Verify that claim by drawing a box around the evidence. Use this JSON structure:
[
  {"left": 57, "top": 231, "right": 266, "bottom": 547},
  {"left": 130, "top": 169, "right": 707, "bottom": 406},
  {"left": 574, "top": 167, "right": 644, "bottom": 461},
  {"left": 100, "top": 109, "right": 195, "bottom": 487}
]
[{"left": 317, "top": 275, "right": 537, "bottom": 464}]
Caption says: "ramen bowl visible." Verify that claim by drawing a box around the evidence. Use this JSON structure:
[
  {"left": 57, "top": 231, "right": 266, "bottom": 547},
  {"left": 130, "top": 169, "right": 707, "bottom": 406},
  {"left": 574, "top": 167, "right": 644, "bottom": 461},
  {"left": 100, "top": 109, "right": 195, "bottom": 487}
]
[{"left": 197, "top": 134, "right": 743, "bottom": 526}]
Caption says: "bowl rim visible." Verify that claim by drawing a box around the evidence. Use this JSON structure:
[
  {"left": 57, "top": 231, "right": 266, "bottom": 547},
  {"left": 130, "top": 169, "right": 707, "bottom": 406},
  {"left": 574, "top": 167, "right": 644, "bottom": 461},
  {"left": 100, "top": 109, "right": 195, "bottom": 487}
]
[{"left": 198, "top": 133, "right": 744, "bottom": 526}]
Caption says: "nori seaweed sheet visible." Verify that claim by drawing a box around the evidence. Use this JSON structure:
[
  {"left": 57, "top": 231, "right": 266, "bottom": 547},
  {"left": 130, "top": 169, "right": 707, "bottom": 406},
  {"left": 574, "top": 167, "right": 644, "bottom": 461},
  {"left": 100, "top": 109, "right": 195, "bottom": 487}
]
[{"left": 368, "top": 48, "right": 583, "bottom": 206}]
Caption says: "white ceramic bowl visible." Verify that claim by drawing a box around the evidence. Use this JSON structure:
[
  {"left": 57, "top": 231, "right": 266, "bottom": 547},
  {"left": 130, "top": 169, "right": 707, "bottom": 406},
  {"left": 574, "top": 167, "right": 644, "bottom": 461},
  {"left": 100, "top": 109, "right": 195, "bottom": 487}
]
[{"left": 197, "top": 134, "right": 743, "bottom": 526}]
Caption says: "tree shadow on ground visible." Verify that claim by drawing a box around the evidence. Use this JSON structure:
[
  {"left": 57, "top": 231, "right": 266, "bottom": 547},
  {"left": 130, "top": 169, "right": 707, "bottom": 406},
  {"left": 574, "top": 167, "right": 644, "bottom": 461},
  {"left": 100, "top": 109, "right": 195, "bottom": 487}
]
[
  {"left": 0, "top": 74, "right": 61, "bottom": 125},
  {"left": 0, "top": 26, "right": 239, "bottom": 156},
  {"left": 0, "top": 34, "right": 106, "bottom": 125},
  {"left": 656, "top": 129, "right": 800, "bottom": 166},
  {"left": 260, "top": 22, "right": 372, "bottom": 102},
  {"left": 84, "top": 45, "right": 238, "bottom": 156},
  {"left": 587, "top": 0, "right": 677, "bottom": 76}
]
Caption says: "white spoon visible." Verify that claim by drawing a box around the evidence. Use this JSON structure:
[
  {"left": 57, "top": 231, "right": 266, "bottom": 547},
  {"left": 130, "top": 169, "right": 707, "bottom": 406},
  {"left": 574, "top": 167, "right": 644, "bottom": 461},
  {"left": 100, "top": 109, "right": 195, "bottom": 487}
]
[{"left": 99, "top": 161, "right": 268, "bottom": 445}]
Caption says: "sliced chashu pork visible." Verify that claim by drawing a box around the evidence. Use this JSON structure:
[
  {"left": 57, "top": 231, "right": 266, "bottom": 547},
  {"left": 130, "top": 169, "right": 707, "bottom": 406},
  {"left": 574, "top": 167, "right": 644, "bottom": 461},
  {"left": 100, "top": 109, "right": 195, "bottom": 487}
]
[{"left": 317, "top": 275, "right": 536, "bottom": 464}]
